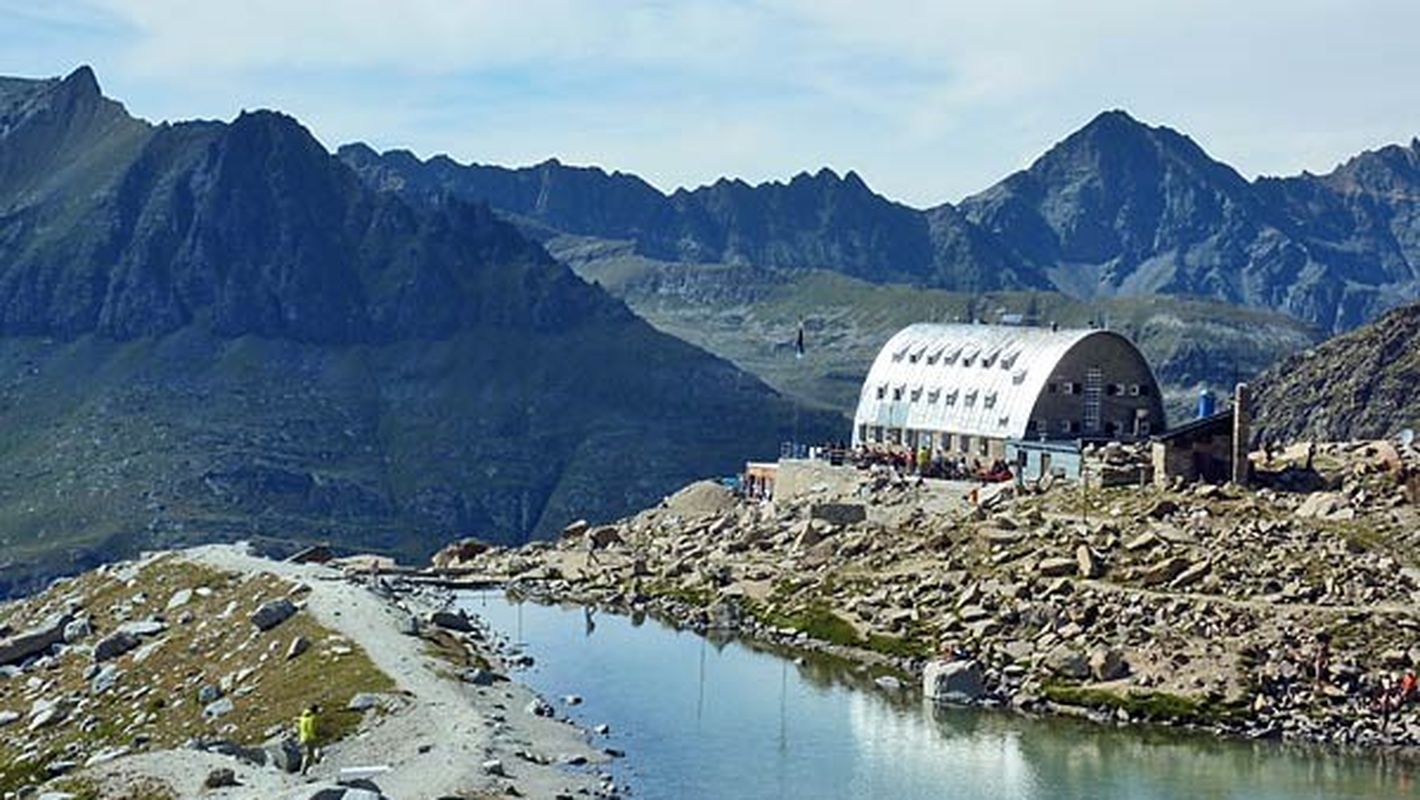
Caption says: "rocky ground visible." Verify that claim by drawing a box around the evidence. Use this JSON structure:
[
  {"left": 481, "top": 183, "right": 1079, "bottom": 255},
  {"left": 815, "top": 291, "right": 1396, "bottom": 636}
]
[
  {"left": 455, "top": 440, "right": 1420, "bottom": 755},
  {"left": 0, "top": 545, "right": 618, "bottom": 800}
]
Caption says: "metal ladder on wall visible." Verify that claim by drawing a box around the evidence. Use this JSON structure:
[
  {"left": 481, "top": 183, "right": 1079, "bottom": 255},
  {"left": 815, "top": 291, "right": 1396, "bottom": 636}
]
[{"left": 1084, "top": 367, "right": 1102, "bottom": 434}]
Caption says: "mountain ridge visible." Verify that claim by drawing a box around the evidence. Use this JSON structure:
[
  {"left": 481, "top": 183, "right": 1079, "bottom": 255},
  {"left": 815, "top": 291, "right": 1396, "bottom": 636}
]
[{"left": 342, "top": 109, "right": 1420, "bottom": 332}]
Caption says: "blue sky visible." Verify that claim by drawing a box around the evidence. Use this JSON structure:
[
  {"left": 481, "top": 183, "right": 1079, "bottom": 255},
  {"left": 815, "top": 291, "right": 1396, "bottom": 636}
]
[{"left": 5, "top": 1, "right": 1420, "bottom": 207}]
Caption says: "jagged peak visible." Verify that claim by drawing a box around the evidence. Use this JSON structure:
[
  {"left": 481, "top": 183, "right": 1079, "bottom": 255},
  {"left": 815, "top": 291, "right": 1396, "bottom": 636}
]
[
  {"left": 335, "top": 141, "right": 378, "bottom": 161},
  {"left": 61, "top": 65, "right": 100, "bottom": 98}
]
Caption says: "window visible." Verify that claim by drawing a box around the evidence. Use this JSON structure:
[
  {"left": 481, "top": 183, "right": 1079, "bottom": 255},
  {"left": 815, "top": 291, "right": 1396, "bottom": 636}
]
[
  {"left": 1048, "top": 382, "right": 1058, "bottom": 394},
  {"left": 1012, "top": 369, "right": 1027, "bottom": 385},
  {"left": 941, "top": 433, "right": 954, "bottom": 451},
  {"left": 1139, "top": 421, "right": 1151, "bottom": 435},
  {"left": 965, "top": 390, "right": 978, "bottom": 407},
  {"left": 983, "top": 391, "right": 997, "bottom": 409},
  {"left": 1059, "top": 419, "right": 1072, "bottom": 433},
  {"left": 960, "top": 435, "right": 972, "bottom": 452},
  {"left": 1072, "top": 382, "right": 1083, "bottom": 394},
  {"left": 1106, "top": 384, "right": 1120, "bottom": 397},
  {"left": 997, "top": 416, "right": 1010, "bottom": 428},
  {"left": 876, "top": 386, "right": 886, "bottom": 400},
  {"left": 857, "top": 424, "right": 867, "bottom": 441},
  {"left": 1129, "top": 384, "right": 1139, "bottom": 396},
  {"left": 910, "top": 387, "right": 923, "bottom": 402},
  {"left": 892, "top": 387, "right": 904, "bottom": 401},
  {"left": 872, "top": 426, "right": 884, "bottom": 443},
  {"left": 944, "top": 390, "right": 958, "bottom": 406},
  {"left": 979, "top": 439, "right": 989, "bottom": 456},
  {"left": 1026, "top": 420, "right": 1039, "bottom": 433},
  {"left": 1139, "top": 385, "right": 1151, "bottom": 396},
  {"left": 927, "top": 388, "right": 941, "bottom": 404}
]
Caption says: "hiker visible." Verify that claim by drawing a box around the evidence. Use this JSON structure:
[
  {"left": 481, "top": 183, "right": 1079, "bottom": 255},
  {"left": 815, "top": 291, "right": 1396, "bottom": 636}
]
[
  {"left": 585, "top": 531, "right": 600, "bottom": 565},
  {"left": 298, "top": 704, "right": 321, "bottom": 775},
  {"left": 1402, "top": 669, "right": 1418, "bottom": 706}
]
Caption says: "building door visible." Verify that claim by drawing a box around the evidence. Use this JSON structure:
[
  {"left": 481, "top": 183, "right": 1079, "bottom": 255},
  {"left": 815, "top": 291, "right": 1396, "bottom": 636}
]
[{"left": 1040, "top": 452, "right": 1052, "bottom": 479}]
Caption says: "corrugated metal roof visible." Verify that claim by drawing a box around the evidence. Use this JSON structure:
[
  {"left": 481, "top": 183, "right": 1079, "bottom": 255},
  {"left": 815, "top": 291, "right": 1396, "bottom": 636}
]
[{"left": 853, "top": 323, "right": 1138, "bottom": 441}]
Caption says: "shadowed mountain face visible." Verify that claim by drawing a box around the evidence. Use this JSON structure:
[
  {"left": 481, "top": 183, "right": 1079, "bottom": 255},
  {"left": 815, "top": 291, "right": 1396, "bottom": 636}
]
[
  {"left": 0, "top": 68, "right": 834, "bottom": 595},
  {"left": 1251, "top": 301, "right": 1420, "bottom": 444},
  {"left": 342, "top": 110, "right": 1420, "bottom": 332}
]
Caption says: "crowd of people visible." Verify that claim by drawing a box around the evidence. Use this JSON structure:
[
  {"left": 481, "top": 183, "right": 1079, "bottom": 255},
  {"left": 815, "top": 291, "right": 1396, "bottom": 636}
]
[{"left": 826, "top": 442, "right": 1014, "bottom": 482}]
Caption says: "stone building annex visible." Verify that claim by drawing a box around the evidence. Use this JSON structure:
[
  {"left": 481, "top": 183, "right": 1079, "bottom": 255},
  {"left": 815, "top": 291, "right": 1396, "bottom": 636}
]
[{"left": 851, "top": 323, "right": 1167, "bottom": 463}]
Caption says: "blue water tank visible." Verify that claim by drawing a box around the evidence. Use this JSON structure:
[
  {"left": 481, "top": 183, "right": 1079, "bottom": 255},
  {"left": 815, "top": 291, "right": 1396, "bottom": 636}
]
[{"left": 1197, "top": 388, "right": 1216, "bottom": 419}]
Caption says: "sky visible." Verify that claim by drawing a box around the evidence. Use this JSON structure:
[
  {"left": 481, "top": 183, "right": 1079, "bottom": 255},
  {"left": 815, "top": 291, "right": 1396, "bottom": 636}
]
[{"left": 5, "top": 1, "right": 1420, "bottom": 208}]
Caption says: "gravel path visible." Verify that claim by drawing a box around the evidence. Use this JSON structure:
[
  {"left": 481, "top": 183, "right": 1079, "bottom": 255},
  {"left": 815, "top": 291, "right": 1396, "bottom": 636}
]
[{"left": 86, "top": 544, "right": 607, "bottom": 800}]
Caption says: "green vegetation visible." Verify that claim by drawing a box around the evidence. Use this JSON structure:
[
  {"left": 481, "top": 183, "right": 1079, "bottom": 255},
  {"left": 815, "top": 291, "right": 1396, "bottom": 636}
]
[{"left": 1040, "top": 681, "right": 1240, "bottom": 724}]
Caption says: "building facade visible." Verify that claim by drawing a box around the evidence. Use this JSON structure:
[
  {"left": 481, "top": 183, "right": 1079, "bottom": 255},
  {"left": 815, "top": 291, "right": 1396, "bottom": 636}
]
[{"left": 852, "top": 323, "right": 1166, "bottom": 462}]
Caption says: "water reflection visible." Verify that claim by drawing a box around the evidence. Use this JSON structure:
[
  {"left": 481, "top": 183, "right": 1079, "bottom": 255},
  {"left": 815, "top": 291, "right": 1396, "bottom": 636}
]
[{"left": 468, "top": 595, "right": 1417, "bottom": 800}]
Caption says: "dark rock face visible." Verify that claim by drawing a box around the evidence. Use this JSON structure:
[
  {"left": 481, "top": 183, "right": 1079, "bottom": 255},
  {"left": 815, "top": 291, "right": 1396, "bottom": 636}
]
[
  {"left": 0, "top": 68, "right": 837, "bottom": 596},
  {"left": 344, "top": 110, "right": 1420, "bottom": 333},
  {"left": 1251, "top": 302, "right": 1420, "bottom": 443}
]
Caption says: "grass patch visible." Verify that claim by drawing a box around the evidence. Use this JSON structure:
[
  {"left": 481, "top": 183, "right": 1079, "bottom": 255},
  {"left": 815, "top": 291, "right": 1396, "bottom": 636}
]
[{"left": 1041, "top": 681, "right": 1217, "bottom": 722}]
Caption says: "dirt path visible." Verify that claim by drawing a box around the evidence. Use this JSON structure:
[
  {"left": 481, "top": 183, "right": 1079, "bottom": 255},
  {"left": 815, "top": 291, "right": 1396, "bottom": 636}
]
[{"left": 86, "top": 544, "right": 608, "bottom": 799}]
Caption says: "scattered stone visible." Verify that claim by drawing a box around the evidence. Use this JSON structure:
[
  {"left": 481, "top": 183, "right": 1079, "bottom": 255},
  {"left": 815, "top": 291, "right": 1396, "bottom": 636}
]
[
  {"left": 167, "top": 588, "right": 194, "bottom": 610},
  {"left": 1037, "top": 557, "right": 1077, "bottom": 578},
  {"left": 250, "top": 599, "right": 297, "bottom": 631},
  {"left": 482, "top": 758, "right": 506, "bottom": 777},
  {"left": 203, "top": 697, "right": 235, "bottom": 719},
  {"left": 348, "top": 693, "right": 380, "bottom": 712},
  {"left": 0, "top": 613, "right": 72, "bottom": 666},
  {"left": 1076, "top": 545, "right": 1101, "bottom": 579},
  {"left": 430, "top": 609, "right": 474, "bottom": 633},
  {"left": 1088, "top": 647, "right": 1129, "bottom": 682},
  {"left": 204, "top": 767, "right": 238, "bottom": 789},
  {"left": 286, "top": 635, "right": 310, "bottom": 660}
]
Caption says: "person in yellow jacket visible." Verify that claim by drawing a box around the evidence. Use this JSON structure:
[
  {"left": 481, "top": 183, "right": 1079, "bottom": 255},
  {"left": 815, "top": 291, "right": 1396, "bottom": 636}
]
[{"left": 298, "top": 704, "right": 321, "bottom": 775}]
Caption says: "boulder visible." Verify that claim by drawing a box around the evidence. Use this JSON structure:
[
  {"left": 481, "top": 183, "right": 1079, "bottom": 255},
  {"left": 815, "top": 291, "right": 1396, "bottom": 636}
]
[
  {"left": 431, "top": 538, "right": 491, "bottom": 569},
  {"left": 1076, "top": 545, "right": 1101, "bottom": 579},
  {"left": 28, "top": 697, "right": 67, "bottom": 731},
  {"left": 203, "top": 697, "right": 235, "bottom": 719},
  {"left": 286, "top": 636, "right": 310, "bottom": 660},
  {"left": 117, "top": 619, "right": 167, "bottom": 638},
  {"left": 62, "top": 617, "right": 92, "bottom": 644},
  {"left": 0, "top": 709, "right": 20, "bottom": 727},
  {"left": 811, "top": 503, "right": 867, "bottom": 526},
  {"left": 1045, "top": 647, "right": 1090, "bottom": 680},
  {"left": 198, "top": 684, "right": 222, "bottom": 704},
  {"left": 203, "top": 768, "right": 238, "bottom": 789},
  {"left": 461, "top": 668, "right": 501, "bottom": 686},
  {"left": 588, "top": 526, "right": 623, "bottom": 548},
  {"left": 562, "top": 519, "right": 590, "bottom": 539},
  {"left": 0, "top": 613, "right": 72, "bottom": 666},
  {"left": 430, "top": 609, "right": 474, "bottom": 633},
  {"left": 93, "top": 631, "right": 140, "bottom": 662},
  {"left": 250, "top": 599, "right": 297, "bottom": 631},
  {"left": 1037, "top": 557, "right": 1077, "bottom": 578},
  {"left": 1140, "top": 556, "right": 1192, "bottom": 587},
  {"left": 1088, "top": 646, "right": 1130, "bottom": 681},
  {"left": 91, "top": 664, "right": 121, "bottom": 694},
  {"left": 167, "top": 589, "right": 194, "bottom": 610},
  {"left": 923, "top": 659, "right": 985, "bottom": 703},
  {"left": 264, "top": 738, "right": 303, "bottom": 773},
  {"left": 1296, "top": 492, "right": 1346, "bottom": 520},
  {"left": 347, "top": 693, "right": 380, "bottom": 712}
]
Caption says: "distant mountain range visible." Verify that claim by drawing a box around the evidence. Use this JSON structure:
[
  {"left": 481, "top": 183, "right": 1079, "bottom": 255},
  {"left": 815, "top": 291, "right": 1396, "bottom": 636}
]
[
  {"left": 0, "top": 66, "right": 831, "bottom": 594},
  {"left": 341, "top": 110, "right": 1420, "bottom": 333}
]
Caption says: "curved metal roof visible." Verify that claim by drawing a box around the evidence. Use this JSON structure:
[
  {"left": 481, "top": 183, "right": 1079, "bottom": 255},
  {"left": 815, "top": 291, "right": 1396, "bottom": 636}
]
[{"left": 853, "top": 323, "right": 1146, "bottom": 441}]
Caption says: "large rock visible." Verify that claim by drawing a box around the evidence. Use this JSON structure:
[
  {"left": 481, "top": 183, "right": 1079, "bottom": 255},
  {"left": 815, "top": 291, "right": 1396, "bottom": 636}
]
[
  {"left": 250, "top": 599, "right": 298, "bottom": 631},
  {"left": 117, "top": 619, "right": 168, "bottom": 638},
  {"left": 1295, "top": 492, "right": 1346, "bottom": 520},
  {"left": 1140, "top": 556, "right": 1192, "bottom": 587},
  {"left": 430, "top": 609, "right": 474, "bottom": 632},
  {"left": 1076, "top": 545, "right": 1101, "bottom": 579},
  {"left": 1037, "top": 557, "right": 1077, "bottom": 578},
  {"left": 264, "top": 738, "right": 303, "bottom": 773},
  {"left": 810, "top": 503, "right": 867, "bottom": 526},
  {"left": 0, "top": 613, "right": 72, "bottom": 666},
  {"left": 431, "top": 538, "right": 490, "bottom": 569},
  {"left": 1045, "top": 647, "right": 1091, "bottom": 679},
  {"left": 923, "top": 659, "right": 985, "bottom": 703},
  {"left": 1088, "top": 646, "right": 1130, "bottom": 681},
  {"left": 588, "top": 525, "right": 623, "bottom": 548},
  {"left": 93, "top": 631, "right": 140, "bottom": 662}
]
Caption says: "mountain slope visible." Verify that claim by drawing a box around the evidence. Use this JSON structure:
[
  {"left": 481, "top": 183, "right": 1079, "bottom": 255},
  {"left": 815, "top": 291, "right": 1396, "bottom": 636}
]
[
  {"left": 1251, "top": 301, "right": 1420, "bottom": 444},
  {"left": 0, "top": 68, "right": 835, "bottom": 595}
]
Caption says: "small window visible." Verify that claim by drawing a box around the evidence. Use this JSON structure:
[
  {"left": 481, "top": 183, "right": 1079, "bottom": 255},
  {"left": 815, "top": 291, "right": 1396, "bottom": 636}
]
[
  {"left": 960, "top": 435, "right": 972, "bottom": 452},
  {"left": 910, "top": 387, "right": 923, "bottom": 402},
  {"left": 1139, "top": 385, "right": 1151, "bottom": 396},
  {"left": 872, "top": 426, "right": 884, "bottom": 443},
  {"left": 909, "top": 354, "right": 919, "bottom": 364},
  {"left": 927, "top": 388, "right": 941, "bottom": 404},
  {"left": 944, "top": 390, "right": 958, "bottom": 406},
  {"left": 1026, "top": 420, "right": 1038, "bottom": 433},
  {"left": 997, "top": 416, "right": 1010, "bottom": 428},
  {"left": 1106, "top": 384, "right": 1120, "bottom": 397},
  {"left": 1058, "top": 419, "right": 1071, "bottom": 433},
  {"left": 1072, "top": 382, "right": 1083, "bottom": 394},
  {"left": 1048, "top": 382, "right": 1058, "bottom": 394},
  {"left": 983, "top": 391, "right": 997, "bottom": 409},
  {"left": 979, "top": 439, "right": 989, "bottom": 456},
  {"left": 876, "top": 386, "right": 886, "bottom": 400},
  {"left": 965, "top": 390, "right": 978, "bottom": 408},
  {"left": 1061, "top": 382, "right": 1074, "bottom": 395},
  {"left": 1129, "top": 384, "right": 1139, "bottom": 396},
  {"left": 892, "top": 387, "right": 904, "bottom": 401},
  {"left": 1012, "top": 369, "right": 1027, "bottom": 385},
  {"left": 941, "top": 433, "right": 954, "bottom": 451},
  {"left": 857, "top": 423, "right": 867, "bottom": 441},
  {"left": 1139, "top": 421, "right": 1151, "bottom": 435}
]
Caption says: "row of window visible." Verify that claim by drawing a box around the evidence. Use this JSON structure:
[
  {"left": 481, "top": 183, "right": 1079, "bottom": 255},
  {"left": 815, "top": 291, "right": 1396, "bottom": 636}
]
[
  {"left": 1024, "top": 419, "right": 1152, "bottom": 435},
  {"left": 860, "top": 425, "right": 994, "bottom": 456},
  {"left": 1048, "top": 381, "right": 1151, "bottom": 396},
  {"left": 891, "top": 345, "right": 1021, "bottom": 371},
  {"left": 875, "top": 384, "right": 1004, "bottom": 410}
]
